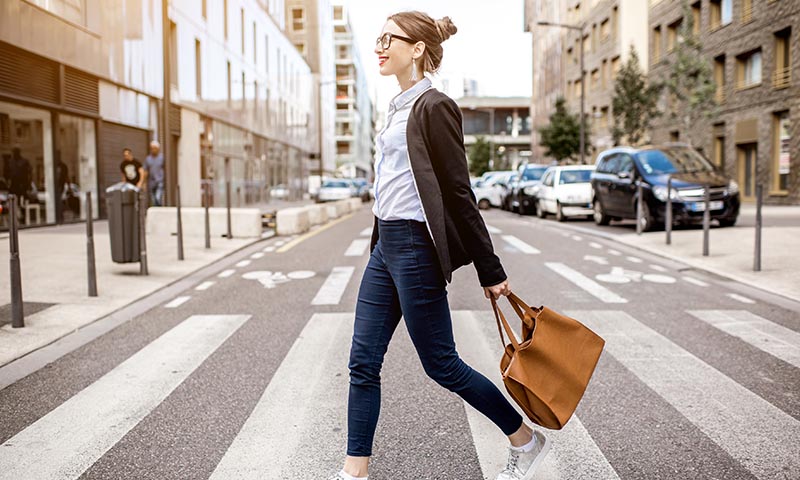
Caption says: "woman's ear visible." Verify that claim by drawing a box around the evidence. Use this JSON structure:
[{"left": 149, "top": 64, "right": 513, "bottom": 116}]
[{"left": 414, "top": 41, "right": 426, "bottom": 59}]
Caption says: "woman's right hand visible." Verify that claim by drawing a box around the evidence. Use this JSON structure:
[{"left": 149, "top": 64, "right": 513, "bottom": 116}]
[{"left": 484, "top": 280, "right": 511, "bottom": 300}]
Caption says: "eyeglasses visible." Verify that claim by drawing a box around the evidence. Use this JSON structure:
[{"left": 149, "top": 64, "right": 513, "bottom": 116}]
[{"left": 375, "top": 32, "right": 416, "bottom": 50}]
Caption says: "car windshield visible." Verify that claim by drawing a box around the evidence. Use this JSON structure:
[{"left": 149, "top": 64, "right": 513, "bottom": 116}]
[
  {"left": 521, "top": 167, "right": 547, "bottom": 181},
  {"left": 352, "top": 179, "right": 367, "bottom": 186},
  {"left": 558, "top": 169, "right": 593, "bottom": 184},
  {"left": 323, "top": 181, "right": 349, "bottom": 188},
  {"left": 636, "top": 148, "right": 715, "bottom": 175}
]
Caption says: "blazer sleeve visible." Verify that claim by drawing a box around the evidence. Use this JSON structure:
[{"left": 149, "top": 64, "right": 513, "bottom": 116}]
[{"left": 426, "top": 97, "right": 507, "bottom": 287}]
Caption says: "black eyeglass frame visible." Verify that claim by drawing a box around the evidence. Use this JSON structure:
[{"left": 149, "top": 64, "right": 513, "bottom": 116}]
[{"left": 375, "top": 32, "right": 417, "bottom": 50}]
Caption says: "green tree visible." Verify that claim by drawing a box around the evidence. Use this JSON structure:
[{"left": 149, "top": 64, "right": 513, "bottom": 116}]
[
  {"left": 612, "top": 46, "right": 662, "bottom": 146},
  {"left": 538, "top": 97, "right": 590, "bottom": 163},
  {"left": 468, "top": 135, "right": 491, "bottom": 177},
  {"left": 664, "top": 0, "right": 716, "bottom": 148}
]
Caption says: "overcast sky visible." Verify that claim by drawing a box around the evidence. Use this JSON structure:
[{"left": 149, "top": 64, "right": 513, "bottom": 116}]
[{"left": 339, "top": 0, "right": 532, "bottom": 113}]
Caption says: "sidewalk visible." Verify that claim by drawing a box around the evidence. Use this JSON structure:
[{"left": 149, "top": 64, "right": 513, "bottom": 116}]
[
  {"left": 0, "top": 219, "right": 264, "bottom": 367},
  {"left": 612, "top": 204, "right": 800, "bottom": 302}
]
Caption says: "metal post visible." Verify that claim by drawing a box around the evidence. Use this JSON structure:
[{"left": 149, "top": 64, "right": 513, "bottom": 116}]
[
  {"left": 666, "top": 176, "right": 672, "bottom": 245},
  {"left": 636, "top": 181, "right": 643, "bottom": 235},
  {"left": 139, "top": 190, "right": 149, "bottom": 275},
  {"left": 579, "top": 32, "right": 585, "bottom": 165},
  {"left": 754, "top": 184, "right": 762, "bottom": 271},
  {"left": 702, "top": 183, "right": 710, "bottom": 256},
  {"left": 176, "top": 184, "right": 184, "bottom": 260},
  {"left": 86, "top": 192, "right": 98, "bottom": 297},
  {"left": 225, "top": 157, "right": 233, "bottom": 239},
  {"left": 8, "top": 195, "right": 24, "bottom": 328},
  {"left": 204, "top": 182, "right": 211, "bottom": 249},
  {"left": 489, "top": 109, "right": 495, "bottom": 169}
]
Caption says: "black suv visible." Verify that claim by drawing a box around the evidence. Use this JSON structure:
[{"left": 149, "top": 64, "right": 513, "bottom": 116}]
[
  {"left": 591, "top": 145, "right": 740, "bottom": 231},
  {"left": 512, "top": 163, "right": 550, "bottom": 215}
]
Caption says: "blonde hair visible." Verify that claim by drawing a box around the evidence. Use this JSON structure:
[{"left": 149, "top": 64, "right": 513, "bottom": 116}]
[{"left": 388, "top": 11, "right": 457, "bottom": 74}]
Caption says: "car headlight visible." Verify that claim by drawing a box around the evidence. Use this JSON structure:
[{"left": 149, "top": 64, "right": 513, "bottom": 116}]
[
  {"left": 652, "top": 185, "right": 679, "bottom": 202},
  {"left": 523, "top": 186, "right": 538, "bottom": 196},
  {"left": 727, "top": 180, "right": 739, "bottom": 195}
]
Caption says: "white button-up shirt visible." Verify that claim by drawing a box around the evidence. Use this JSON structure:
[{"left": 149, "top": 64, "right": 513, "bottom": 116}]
[{"left": 372, "top": 77, "right": 433, "bottom": 222}]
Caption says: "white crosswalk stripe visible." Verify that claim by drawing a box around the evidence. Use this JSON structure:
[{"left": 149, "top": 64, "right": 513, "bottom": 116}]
[
  {"left": 164, "top": 296, "right": 191, "bottom": 308},
  {"left": 311, "top": 266, "right": 356, "bottom": 305},
  {"left": 545, "top": 262, "right": 628, "bottom": 303},
  {"left": 485, "top": 224, "right": 502, "bottom": 234},
  {"left": 344, "top": 238, "right": 370, "bottom": 257},
  {"left": 688, "top": 310, "right": 800, "bottom": 368},
  {"left": 502, "top": 235, "right": 541, "bottom": 254},
  {"left": 0, "top": 315, "right": 249, "bottom": 480},
  {"left": 359, "top": 227, "right": 372, "bottom": 236},
  {"left": 570, "top": 310, "right": 800, "bottom": 480}
]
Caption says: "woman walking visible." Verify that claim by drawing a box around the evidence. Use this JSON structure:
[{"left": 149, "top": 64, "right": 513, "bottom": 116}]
[{"left": 329, "top": 11, "right": 550, "bottom": 480}]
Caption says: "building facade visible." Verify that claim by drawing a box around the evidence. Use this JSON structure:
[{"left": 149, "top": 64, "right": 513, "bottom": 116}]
[
  {"left": 649, "top": 0, "right": 798, "bottom": 204},
  {"left": 331, "top": 2, "right": 374, "bottom": 179},
  {"left": 456, "top": 96, "right": 533, "bottom": 172},
  {"left": 0, "top": 0, "right": 318, "bottom": 232}
]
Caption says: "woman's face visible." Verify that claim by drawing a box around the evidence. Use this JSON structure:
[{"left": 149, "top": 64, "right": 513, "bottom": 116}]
[{"left": 375, "top": 20, "right": 419, "bottom": 77}]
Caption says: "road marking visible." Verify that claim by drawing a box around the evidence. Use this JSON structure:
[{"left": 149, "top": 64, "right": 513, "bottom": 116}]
[
  {"left": 583, "top": 255, "right": 609, "bottom": 265},
  {"left": 250, "top": 252, "right": 264, "bottom": 259},
  {"left": 570, "top": 310, "right": 800, "bottom": 480},
  {"left": 242, "top": 271, "right": 292, "bottom": 289},
  {"left": 311, "top": 266, "right": 355, "bottom": 305},
  {"left": 210, "top": 313, "right": 351, "bottom": 479},
  {"left": 642, "top": 274, "right": 676, "bottom": 284},
  {"left": 545, "top": 262, "right": 627, "bottom": 303},
  {"left": 274, "top": 241, "right": 286, "bottom": 246},
  {"left": 0, "top": 314, "right": 249, "bottom": 480},
  {"left": 485, "top": 224, "right": 502, "bottom": 234},
  {"left": 236, "top": 260, "right": 251, "bottom": 268},
  {"left": 625, "top": 256, "right": 643, "bottom": 263},
  {"left": 287, "top": 270, "right": 316, "bottom": 280},
  {"left": 649, "top": 264, "right": 668, "bottom": 272},
  {"left": 262, "top": 246, "right": 276, "bottom": 253},
  {"left": 453, "top": 311, "right": 620, "bottom": 480},
  {"left": 344, "top": 238, "right": 370, "bottom": 257},
  {"left": 218, "top": 269, "right": 236, "bottom": 278},
  {"left": 501, "top": 235, "right": 540, "bottom": 254},
  {"left": 726, "top": 293, "right": 756, "bottom": 304},
  {"left": 359, "top": 227, "right": 372, "bottom": 236},
  {"left": 164, "top": 296, "right": 191, "bottom": 308},
  {"left": 571, "top": 235, "right": 583, "bottom": 241},
  {"left": 683, "top": 276, "right": 709, "bottom": 287},
  {"left": 277, "top": 213, "right": 356, "bottom": 253},
  {"left": 688, "top": 310, "right": 800, "bottom": 369},
  {"left": 588, "top": 242, "right": 603, "bottom": 249},
  {"left": 195, "top": 281, "right": 215, "bottom": 291},
  {"left": 607, "top": 249, "right": 622, "bottom": 256}
]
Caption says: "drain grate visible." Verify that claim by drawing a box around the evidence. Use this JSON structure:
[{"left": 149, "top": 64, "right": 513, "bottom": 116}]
[{"left": 0, "top": 302, "right": 56, "bottom": 326}]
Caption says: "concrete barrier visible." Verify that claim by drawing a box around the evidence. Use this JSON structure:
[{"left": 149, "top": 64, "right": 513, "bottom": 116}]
[
  {"left": 146, "top": 207, "right": 262, "bottom": 238},
  {"left": 276, "top": 207, "right": 311, "bottom": 235},
  {"left": 304, "top": 204, "right": 329, "bottom": 226},
  {"left": 347, "top": 198, "right": 362, "bottom": 211}
]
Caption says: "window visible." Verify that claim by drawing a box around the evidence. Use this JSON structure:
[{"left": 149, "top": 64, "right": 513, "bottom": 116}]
[
  {"left": 714, "top": 133, "right": 726, "bottom": 167},
  {"left": 253, "top": 22, "right": 257, "bottom": 63},
  {"left": 602, "top": 59, "right": 608, "bottom": 88},
  {"left": 195, "top": 39, "right": 202, "bottom": 99},
  {"left": 333, "top": 5, "right": 343, "bottom": 20},
  {"left": 336, "top": 141, "right": 350, "bottom": 155},
  {"left": 600, "top": 18, "right": 610, "bottom": 41},
  {"left": 202, "top": 0, "right": 207, "bottom": 20},
  {"left": 736, "top": 49, "right": 762, "bottom": 89},
  {"left": 169, "top": 21, "right": 178, "bottom": 87},
  {"left": 774, "top": 28, "right": 792, "bottom": 89},
  {"left": 691, "top": 2, "right": 701, "bottom": 35},
  {"left": 714, "top": 55, "right": 726, "bottom": 102},
  {"left": 591, "top": 24, "right": 597, "bottom": 51},
  {"left": 28, "top": 0, "right": 86, "bottom": 25},
  {"left": 567, "top": 47, "right": 573, "bottom": 65},
  {"left": 241, "top": 72, "right": 245, "bottom": 108},
  {"left": 773, "top": 111, "right": 791, "bottom": 192},
  {"left": 710, "top": 0, "right": 732, "bottom": 30},
  {"left": 653, "top": 26, "right": 662, "bottom": 62},
  {"left": 611, "top": 56, "right": 621, "bottom": 79},
  {"left": 591, "top": 69, "right": 600, "bottom": 91},
  {"left": 612, "top": 6, "right": 618, "bottom": 38},
  {"left": 295, "top": 43, "right": 306, "bottom": 56},
  {"left": 240, "top": 8, "right": 245, "bottom": 55},
  {"left": 741, "top": 0, "right": 753, "bottom": 24},
  {"left": 583, "top": 34, "right": 590, "bottom": 55},
  {"left": 670, "top": 131, "right": 680, "bottom": 142},
  {"left": 226, "top": 61, "right": 231, "bottom": 106},
  {"left": 292, "top": 8, "right": 305, "bottom": 31},
  {"left": 224, "top": 0, "right": 228, "bottom": 40},
  {"left": 667, "top": 19, "right": 682, "bottom": 52},
  {"left": 600, "top": 106, "right": 609, "bottom": 129},
  {"left": 265, "top": 35, "right": 270, "bottom": 74}
]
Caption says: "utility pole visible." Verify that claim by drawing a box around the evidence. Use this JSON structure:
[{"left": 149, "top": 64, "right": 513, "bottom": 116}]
[{"left": 162, "top": 0, "right": 172, "bottom": 204}]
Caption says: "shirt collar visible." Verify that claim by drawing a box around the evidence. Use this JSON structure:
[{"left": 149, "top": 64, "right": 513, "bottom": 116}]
[{"left": 389, "top": 77, "right": 432, "bottom": 112}]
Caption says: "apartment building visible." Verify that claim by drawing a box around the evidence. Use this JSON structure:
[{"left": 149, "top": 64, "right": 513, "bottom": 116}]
[
  {"left": 649, "top": 0, "right": 798, "bottom": 204},
  {"left": 456, "top": 96, "right": 534, "bottom": 171},
  {"left": 331, "top": 2, "right": 374, "bottom": 179},
  {"left": 0, "top": 0, "right": 318, "bottom": 231}
]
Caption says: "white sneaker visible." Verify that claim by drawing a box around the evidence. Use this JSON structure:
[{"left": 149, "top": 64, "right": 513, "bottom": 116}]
[{"left": 495, "top": 430, "right": 551, "bottom": 480}]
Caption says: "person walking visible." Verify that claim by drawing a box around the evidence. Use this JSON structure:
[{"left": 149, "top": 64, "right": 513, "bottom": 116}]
[
  {"left": 119, "top": 147, "right": 145, "bottom": 189},
  {"left": 328, "top": 11, "right": 549, "bottom": 480},
  {"left": 144, "top": 140, "right": 165, "bottom": 206}
]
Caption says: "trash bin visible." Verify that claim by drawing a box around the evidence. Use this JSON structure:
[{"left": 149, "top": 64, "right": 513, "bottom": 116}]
[{"left": 106, "top": 182, "right": 141, "bottom": 263}]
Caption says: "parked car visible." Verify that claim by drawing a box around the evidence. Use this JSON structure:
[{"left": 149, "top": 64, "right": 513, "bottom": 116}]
[
  {"left": 536, "top": 165, "right": 596, "bottom": 221},
  {"left": 590, "top": 145, "right": 740, "bottom": 231},
  {"left": 317, "top": 180, "right": 354, "bottom": 202},
  {"left": 349, "top": 178, "right": 372, "bottom": 202},
  {"left": 512, "top": 163, "right": 550, "bottom": 215},
  {"left": 269, "top": 184, "right": 289, "bottom": 199},
  {"left": 472, "top": 171, "right": 515, "bottom": 209},
  {"left": 501, "top": 173, "right": 520, "bottom": 211}
]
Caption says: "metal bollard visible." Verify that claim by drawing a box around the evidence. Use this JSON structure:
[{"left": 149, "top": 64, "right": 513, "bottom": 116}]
[
  {"left": 204, "top": 183, "right": 211, "bottom": 249},
  {"left": 138, "top": 190, "right": 149, "bottom": 275},
  {"left": 176, "top": 184, "right": 184, "bottom": 261},
  {"left": 86, "top": 192, "right": 98, "bottom": 297},
  {"left": 665, "top": 176, "right": 672, "bottom": 245},
  {"left": 636, "top": 181, "right": 643, "bottom": 235},
  {"left": 754, "top": 184, "right": 762, "bottom": 272},
  {"left": 226, "top": 180, "right": 233, "bottom": 239},
  {"left": 8, "top": 195, "right": 24, "bottom": 328},
  {"left": 702, "top": 183, "right": 710, "bottom": 256}
]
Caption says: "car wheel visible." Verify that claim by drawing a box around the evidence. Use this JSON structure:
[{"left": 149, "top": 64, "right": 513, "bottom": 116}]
[
  {"left": 478, "top": 199, "right": 491, "bottom": 210},
  {"left": 556, "top": 202, "right": 566, "bottom": 222},
  {"left": 638, "top": 202, "right": 656, "bottom": 232},
  {"left": 719, "top": 218, "right": 737, "bottom": 227},
  {"left": 593, "top": 199, "right": 611, "bottom": 226},
  {"left": 537, "top": 200, "right": 547, "bottom": 218}
]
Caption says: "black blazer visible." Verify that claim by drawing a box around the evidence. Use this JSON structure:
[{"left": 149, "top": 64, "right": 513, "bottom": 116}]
[{"left": 370, "top": 88, "right": 507, "bottom": 288}]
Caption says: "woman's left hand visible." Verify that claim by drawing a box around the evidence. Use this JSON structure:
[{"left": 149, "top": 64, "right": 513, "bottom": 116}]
[{"left": 484, "top": 280, "right": 511, "bottom": 300}]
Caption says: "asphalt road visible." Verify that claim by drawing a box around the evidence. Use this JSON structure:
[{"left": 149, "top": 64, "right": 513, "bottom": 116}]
[{"left": 0, "top": 202, "right": 798, "bottom": 480}]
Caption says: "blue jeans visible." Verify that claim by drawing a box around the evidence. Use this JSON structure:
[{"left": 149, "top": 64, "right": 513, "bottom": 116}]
[
  {"left": 346, "top": 219, "right": 523, "bottom": 457},
  {"left": 149, "top": 182, "right": 164, "bottom": 207}
]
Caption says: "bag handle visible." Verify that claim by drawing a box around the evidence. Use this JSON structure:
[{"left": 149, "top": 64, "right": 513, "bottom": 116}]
[
  {"left": 491, "top": 295, "right": 520, "bottom": 351},
  {"left": 507, "top": 292, "right": 541, "bottom": 327}
]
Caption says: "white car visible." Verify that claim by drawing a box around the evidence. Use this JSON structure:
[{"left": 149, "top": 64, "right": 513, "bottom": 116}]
[
  {"left": 536, "top": 165, "right": 596, "bottom": 221},
  {"left": 317, "top": 180, "right": 353, "bottom": 202},
  {"left": 472, "top": 171, "right": 515, "bottom": 209}
]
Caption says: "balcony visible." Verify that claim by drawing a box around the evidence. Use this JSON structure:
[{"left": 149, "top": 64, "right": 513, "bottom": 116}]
[
  {"left": 741, "top": 3, "right": 754, "bottom": 24},
  {"left": 715, "top": 87, "right": 726, "bottom": 103},
  {"left": 773, "top": 67, "right": 791, "bottom": 89}
]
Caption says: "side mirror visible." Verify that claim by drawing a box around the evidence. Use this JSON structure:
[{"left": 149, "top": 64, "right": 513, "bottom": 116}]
[{"left": 617, "top": 171, "right": 630, "bottom": 179}]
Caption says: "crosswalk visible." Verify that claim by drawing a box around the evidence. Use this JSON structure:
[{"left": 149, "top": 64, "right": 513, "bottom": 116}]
[{"left": 1, "top": 304, "right": 797, "bottom": 479}]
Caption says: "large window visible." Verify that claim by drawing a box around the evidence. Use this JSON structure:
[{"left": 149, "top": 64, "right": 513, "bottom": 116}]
[
  {"left": 28, "top": 0, "right": 85, "bottom": 26},
  {"left": 691, "top": 2, "right": 701, "bottom": 35},
  {"left": 736, "top": 50, "right": 762, "bottom": 89},
  {"left": 292, "top": 8, "right": 305, "bottom": 31},
  {"left": 774, "top": 28, "right": 792, "bottom": 89},
  {"left": 773, "top": 111, "right": 791, "bottom": 193},
  {"left": 195, "top": 39, "right": 202, "bottom": 99},
  {"left": 653, "top": 26, "right": 662, "bottom": 62},
  {"left": 710, "top": 0, "right": 732, "bottom": 30},
  {"left": 714, "top": 55, "right": 726, "bottom": 102},
  {"left": 667, "top": 19, "right": 682, "bottom": 52}
]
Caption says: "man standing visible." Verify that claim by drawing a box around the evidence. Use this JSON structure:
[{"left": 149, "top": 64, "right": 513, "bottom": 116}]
[
  {"left": 144, "top": 140, "right": 165, "bottom": 206},
  {"left": 120, "top": 147, "right": 145, "bottom": 188}
]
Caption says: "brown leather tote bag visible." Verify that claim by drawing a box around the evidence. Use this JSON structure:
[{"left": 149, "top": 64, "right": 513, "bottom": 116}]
[{"left": 491, "top": 292, "right": 605, "bottom": 430}]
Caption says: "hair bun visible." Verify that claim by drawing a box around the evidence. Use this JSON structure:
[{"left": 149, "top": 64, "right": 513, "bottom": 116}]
[{"left": 435, "top": 16, "right": 457, "bottom": 42}]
